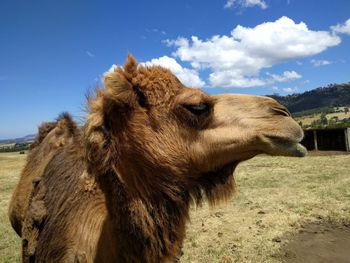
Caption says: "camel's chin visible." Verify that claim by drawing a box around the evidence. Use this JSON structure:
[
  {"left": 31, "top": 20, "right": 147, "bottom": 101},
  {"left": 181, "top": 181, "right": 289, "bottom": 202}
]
[
  {"left": 287, "top": 142, "right": 307, "bottom": 157},
  {"left": 203, "top": 161, "right": 238, "bottom": 183},
  {"left": 218, "top": 162, "right": 238, "bottom": 176},
  {"left": 268, "top": 138, "right": 307, "bottom": 157}
]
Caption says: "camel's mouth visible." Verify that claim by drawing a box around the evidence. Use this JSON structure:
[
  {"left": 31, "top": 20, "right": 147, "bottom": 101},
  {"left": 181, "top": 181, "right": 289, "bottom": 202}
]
[{"left": 266, "top": 135, "right": 307, "bottom": 157}]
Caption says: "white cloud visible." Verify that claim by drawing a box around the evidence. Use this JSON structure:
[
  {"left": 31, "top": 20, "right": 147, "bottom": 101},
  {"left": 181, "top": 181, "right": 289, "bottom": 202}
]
[
  {"left": 146, "top": 28, "right": 167, "bottom": 35},
  {"left": 266, "top": 71, "right": 302, "bottom": 82},
  {"left": 282, "top": 87, "right": 298, "bottom": 93},
  {"left": 270, "top": 86, "right": 298, "bottom": 93},
  {"left": 331, "top": 18, "right": 350, "bottom": 35},
  {"left": 86, "top": 51, "right": 95, "bottom": 58},
  {"left": 167, "top": 16, "right": 340, "bottom": 88},
  {"left": 106, "top": 56, "right": 205, "bottom": 88},
  {"left": 208, "top": 70, "right": 302, "bottom": 88},
  {"left": 142, "top": 56, "right": 205, "bottom": 88},
  {"left": 310, "top": 59, "right": 332, "bottom": 67},
  {"left": 225, "top": 0, "right": 268, "bottom": 9},
  {"left": 108, "top": 64, "right": 118, "bottom": 72},
  {"left": 208, "top": 71, "right": 266, "bottom": 88}
]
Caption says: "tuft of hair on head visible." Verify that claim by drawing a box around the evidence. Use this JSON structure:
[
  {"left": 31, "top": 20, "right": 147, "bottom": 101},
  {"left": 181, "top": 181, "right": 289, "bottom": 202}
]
[
  {"left": 56, "top": 112, "right": 72, "bottom": 122},
  {"left": 123, "top": 53, "right": 139, "bottom": 79},
  {"left": 30, "top": 122, "right": 58, "bottom": 149},
  {"left": 56, "top": 112, "right": 78, "bottom": 137},
  {"left": 30, "top": 112, "right": 79, "bottom": 150},
  {"left": 102, "top": 54, "right": 140, "bottom": 115}
]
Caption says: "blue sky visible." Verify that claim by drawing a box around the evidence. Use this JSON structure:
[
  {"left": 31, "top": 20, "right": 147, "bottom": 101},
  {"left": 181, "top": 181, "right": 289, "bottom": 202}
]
[{"left": 0, "top": 0, "right": 349, "bottom": 139}]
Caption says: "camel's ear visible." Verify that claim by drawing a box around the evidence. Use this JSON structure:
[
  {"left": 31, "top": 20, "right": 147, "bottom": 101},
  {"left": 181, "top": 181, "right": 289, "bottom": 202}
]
[
  {"left": 85, "top": 55, "right": 140, "bottom": 171},
  {"left": 103, "top": 54, "right": 140, "bottom": 107},
  {"left": 123, "top": 53, "right": 138, "bottom": 77},
  {"left": 102, "top": 54, "right": 140, "bottom": 130}
]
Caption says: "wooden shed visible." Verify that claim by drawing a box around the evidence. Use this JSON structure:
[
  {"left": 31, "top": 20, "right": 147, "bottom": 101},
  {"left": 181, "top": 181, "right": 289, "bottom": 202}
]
[{"left": 301, "top": 128, "right": 350, "bottom": 152}]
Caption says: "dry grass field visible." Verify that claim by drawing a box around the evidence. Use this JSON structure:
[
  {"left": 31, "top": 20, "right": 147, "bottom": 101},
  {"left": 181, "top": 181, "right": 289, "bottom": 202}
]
[
  {"left": 0, "top": 152, "right": 26, "bottom": 263},
  {"left": 294, "top": 107, "right": 350, "bottom": 126},
  {"left": 1, "top": 152, "right": 350, "bottom": 262},
  {"left": 0, "top": 144, "right": 15, "bottom": 148},
  {"left": 294, "top": 114, "right": 321, "bottom": 126},
  {"left": 181, "top": 153, "right": 350, "bottom": 263}
]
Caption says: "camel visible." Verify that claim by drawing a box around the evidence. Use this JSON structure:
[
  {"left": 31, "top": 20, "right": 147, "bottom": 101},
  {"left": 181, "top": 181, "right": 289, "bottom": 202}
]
[
  {"left": 8, "top": 113, "right": 79, "bottom": 237},
  {"left": 9, "top": 54, "right": 306, "bottom": 263}
]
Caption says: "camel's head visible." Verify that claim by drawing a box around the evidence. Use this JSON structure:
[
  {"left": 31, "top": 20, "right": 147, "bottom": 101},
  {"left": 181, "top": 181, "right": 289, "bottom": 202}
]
[
  {"left": 31, "top": 113, "right": 78, "bottom": 151},
  {"left": 85, "top": 54, "right": 306, "bottom": 201}
]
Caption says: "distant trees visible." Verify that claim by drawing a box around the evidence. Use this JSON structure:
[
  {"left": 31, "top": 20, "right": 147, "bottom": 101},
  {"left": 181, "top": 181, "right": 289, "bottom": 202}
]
[
  {"left": 0, "top": 143, "right": 31, "bottom": 152},
  {"left": 294, "top": 104, "right": 350, "bottom": 130},
  {"left": 307, "top": 110, "right": 350, "bottom": 129},
  {"left": 320, "top": 113, "right": 328, "bottom": 126},
  {"left": 310, "top": 112, "right": 328, "bottom": 128},
  {"left": 269, "top": 82, "right": 350, "bottom": 113}
]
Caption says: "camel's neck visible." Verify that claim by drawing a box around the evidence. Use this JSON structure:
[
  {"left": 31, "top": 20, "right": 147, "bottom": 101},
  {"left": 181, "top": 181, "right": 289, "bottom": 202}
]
[{"left": 97, "top": 171, "right": 190, "bottom": 262}]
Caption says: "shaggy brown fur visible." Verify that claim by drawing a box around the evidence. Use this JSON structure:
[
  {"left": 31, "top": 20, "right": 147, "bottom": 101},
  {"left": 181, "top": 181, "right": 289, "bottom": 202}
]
[
  {"left": 9, "top": 54, "right": 305, "bottom": 263},
  {"left": 9, "top": 113, "right": 78, "bottom": 236}
]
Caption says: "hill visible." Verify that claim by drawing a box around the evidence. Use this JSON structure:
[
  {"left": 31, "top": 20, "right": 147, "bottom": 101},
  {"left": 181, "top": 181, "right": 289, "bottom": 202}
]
[
  {"left": 0, "top": 134, "right": 36, "bottom": 145},
  {"left": 268, "top": 82, "right": 350, "bottom": 114}
]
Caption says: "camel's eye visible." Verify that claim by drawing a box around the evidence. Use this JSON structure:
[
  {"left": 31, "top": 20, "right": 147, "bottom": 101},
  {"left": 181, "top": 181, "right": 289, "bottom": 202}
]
[{"left": 184, "top": 103, "right": 210, "bottom": 116}]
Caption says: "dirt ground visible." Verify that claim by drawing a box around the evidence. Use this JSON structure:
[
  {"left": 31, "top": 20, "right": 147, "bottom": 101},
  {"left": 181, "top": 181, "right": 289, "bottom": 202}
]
[
  {"left": 307, "top": 150, "right": 350, "bottom": 156},
  {"left": 279, "top": 150, "right": 350, "bottom": 263},
  {"left": 281, "top": 221, "right": 350, "bottom": 263}
]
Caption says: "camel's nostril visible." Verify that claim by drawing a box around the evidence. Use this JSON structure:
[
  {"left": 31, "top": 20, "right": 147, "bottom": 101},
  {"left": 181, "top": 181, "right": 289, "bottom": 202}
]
[{"left": 271, "top": 106, "right": 291, "bottom": 117}]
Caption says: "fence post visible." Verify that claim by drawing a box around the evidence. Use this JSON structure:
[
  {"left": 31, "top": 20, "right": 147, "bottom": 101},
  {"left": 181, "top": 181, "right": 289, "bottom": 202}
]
[
  {"left": 313, "top": 130, "right": 318, "bottom": 151},
  {"left": 345, "top": 128, "right": 350, "bottom": 152}
]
